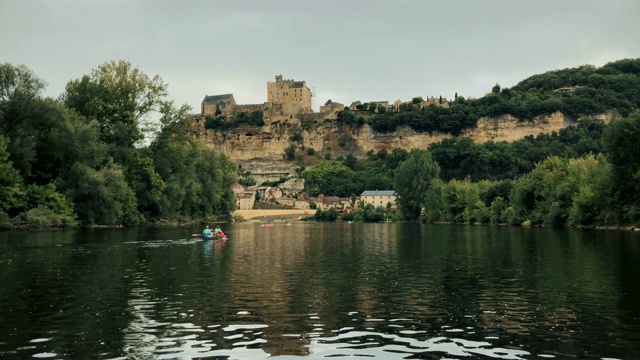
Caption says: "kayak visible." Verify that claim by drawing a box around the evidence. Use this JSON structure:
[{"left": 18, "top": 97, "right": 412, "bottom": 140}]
[{"left": 194, "top": 233, "right": 227, "bottom": 240}]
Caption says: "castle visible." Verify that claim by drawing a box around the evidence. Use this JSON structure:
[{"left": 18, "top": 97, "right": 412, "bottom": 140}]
[
  {"left": 195, "top": 74, "right": 451, "bottom": 128},
  {"left": 189, "top": 75, "right": 595, "bottom": 163},
  {"left": 198, "top": 75, "right": 342, "bottom": 126}
]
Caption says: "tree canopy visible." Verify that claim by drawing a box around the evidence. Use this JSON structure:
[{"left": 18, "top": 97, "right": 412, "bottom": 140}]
[
  {"left": 364, "top": 58, "right": 640, "bottom": 134},
  {"left": 0, "top": 62, "right": 237, "bottom": 228}
]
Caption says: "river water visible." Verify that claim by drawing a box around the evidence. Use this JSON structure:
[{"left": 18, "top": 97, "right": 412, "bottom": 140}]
[{"left": 0, "top": 222, "right": 639, "bottom": 359}]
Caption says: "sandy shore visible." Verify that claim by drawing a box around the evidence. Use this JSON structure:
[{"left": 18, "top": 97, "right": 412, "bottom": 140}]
[{"left": 233, "top": 209, "right": 314, "bottom": 220}]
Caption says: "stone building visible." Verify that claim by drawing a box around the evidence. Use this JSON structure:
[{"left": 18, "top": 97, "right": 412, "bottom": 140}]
[
  {"left": 316, "top": 194, "right": 342, "bottom": 210},
  {"left": 234, "top": 185, "right": 256, "bottom": 210},
  {"left": 295, "top": 192, "right": 311, "bottom": 210},
  {"left": 197, "top": 75, "right": 314, "bottom": 127},
  {"left": 420, "top": 96, "right": 449, "bottom": 108},
  {"left": 318, "top": 100, "right": 345, "bottom": 119},
  {"left": 267, "top": 75, "right": 313, "bottom": 115},
  {"left": 202, "top": 94, "right": 236, "bottom": 117},
  {"left": 236, "top": 193, "right": 256, "bottom": 210},
  {"left": 360, "top": 190, "right": 396, "bottom": 207}
]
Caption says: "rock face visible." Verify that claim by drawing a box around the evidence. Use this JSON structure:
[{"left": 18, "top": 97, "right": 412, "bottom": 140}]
[{"left": 195, "top": 111, "right": 614, "bottom": 161}]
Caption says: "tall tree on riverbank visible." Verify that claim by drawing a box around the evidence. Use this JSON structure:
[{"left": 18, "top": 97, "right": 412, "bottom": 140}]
[
  {"left": 0, "top": 65, "right": 82, "bottom": 226},
  {"left": 604, "top": 110, "right": 640, "bottom": 225},
  {"left": 148, "top": 101, "right": 237, "bottom": 219},
  {"left": 394, "top": 150, "right": 441, "bottom": 220},
  {"left": 62, "top": 60, "right": 168, "bottom": 156},
  {"left": 0, "top": 63, "right": 47, "bottom": 179},
  {"left": 0, "top": 135, "right": 23, "bottom": 220},
  {"left": 62, "top": 60, "right": 168, "bottom": 217}
]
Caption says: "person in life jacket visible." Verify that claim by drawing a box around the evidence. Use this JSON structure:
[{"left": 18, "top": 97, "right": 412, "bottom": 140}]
[{"left": 202, "top": 225, "right": 213, "bottom": 238}]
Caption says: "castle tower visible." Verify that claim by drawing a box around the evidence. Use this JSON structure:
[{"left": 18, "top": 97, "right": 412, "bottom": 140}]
[{"left": 267, "top": 75, "right": 312, "bottom": 115}]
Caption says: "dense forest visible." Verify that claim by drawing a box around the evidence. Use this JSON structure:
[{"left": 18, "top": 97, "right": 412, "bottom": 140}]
[{"left": 0, "top": 61, "right": 237, "bottom": 229}]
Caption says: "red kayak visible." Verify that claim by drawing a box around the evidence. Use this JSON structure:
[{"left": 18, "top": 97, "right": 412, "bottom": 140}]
[{"left": 193, "top": 233, "right": 227, "bottom": 240}]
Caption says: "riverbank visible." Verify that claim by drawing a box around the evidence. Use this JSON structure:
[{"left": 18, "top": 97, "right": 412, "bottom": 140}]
[{"left": 233, "top": 209, "right": 313, "bottom": 220}]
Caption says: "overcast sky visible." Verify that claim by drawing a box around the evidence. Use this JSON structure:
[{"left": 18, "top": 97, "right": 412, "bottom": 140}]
[{"left": 2, "top": 0, "right": 639, "bottom": 112}]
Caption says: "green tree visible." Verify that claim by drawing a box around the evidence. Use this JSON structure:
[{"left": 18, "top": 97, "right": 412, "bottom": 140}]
[
  {"left": 603, "top": 110, "right": 640, "bottom": 224},
  {"left": 567, "top": 154, "right": 612, "bottom": 226},
  {"left": 0, "top": 135, "right": 24, "bottom": 215},
  {"left": 63, "top": 60, "right": 168, "bottom": 163},
  {"left": 62, "top": 161, "right": 142, "bottom": 225},
  {"left": 239, "top": 176, "right": 257, "bottom": 186},
  {"left": 21, "top": 183, "right": 78, "bottom": 227},
  {"left": 0, "top": 63, "right": 48, "bottom": 178},
  {"left": 301, "top": 161, "right": 355, "bottom": 197},
  {"left": 285, "top": 145, "right": 296, "bottom": 160},
  {"left": 394, "top": 150, "right": 440, "bottom": 220},
  {"left": 343, "top": 153, "right": 358, "bottom": 170},
  {"left": 149, "top": 105, "right": 237, "bottom": 220}
]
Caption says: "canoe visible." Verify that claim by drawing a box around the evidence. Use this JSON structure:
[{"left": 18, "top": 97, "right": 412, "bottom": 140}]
[{"left": 195, "top": 234, "right": 227, "bottom": 240}]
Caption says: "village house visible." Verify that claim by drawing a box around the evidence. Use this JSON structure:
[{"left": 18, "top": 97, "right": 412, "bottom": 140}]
[
  {"left": 340, "top": 198, "right": 353, "bottom": 211},
  {"left": 295, "top": 192, "right": 311, "bottom": 210},
  {"left": 236, "top": 193, "right": 256, "bottom": 210},
  {"left": 360, "top": 190, "right": 396, "bottom": 207},
  {"left": 315, "top": 194, "right": 342, "bottom": 210},
  {"left": 233, "top": 185, "right": 256, "bottom": 210},
  {"left": 420, "top": 96, "right": 449, "bottom": 108}
]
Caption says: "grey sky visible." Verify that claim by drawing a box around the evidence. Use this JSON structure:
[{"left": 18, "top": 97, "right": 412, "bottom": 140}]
[{"left": 2, "top": 0, "right": 639, "bottom": 112}]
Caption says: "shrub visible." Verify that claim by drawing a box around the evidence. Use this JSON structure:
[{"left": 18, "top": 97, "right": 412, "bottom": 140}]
[
  {"left": 238, "top": 176, "right": 257, "bottom": 186},
  {"left": 284, "top": 145, "right": 296, "bottom": 160},
  {"left": 23, "top": 206, "right": 77, "bottom": 228},
  {"left": 0, "top": 211, "right": 8, "bottom": 225}
]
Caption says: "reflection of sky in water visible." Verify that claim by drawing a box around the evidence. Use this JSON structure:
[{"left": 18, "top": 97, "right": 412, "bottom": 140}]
[
  {"left": 117, "top": 263, "right": 539, "bottom": 360},
  {"left": 2, "top": 224, "right": 635, "bottom": 360},
  {"left": 116, "top": 284, "right": 543, "bottom": 360}
]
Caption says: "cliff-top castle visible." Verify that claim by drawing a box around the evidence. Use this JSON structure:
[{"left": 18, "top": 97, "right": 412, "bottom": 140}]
[
  {"left": 195, "top": 74, "right": 450, "bottom": 128},
  {"left": 197, "top": 75, "right": 342, "bottom": 127},
  {"left": 190, "top": 74, "right": 587, "bottom": 162}
]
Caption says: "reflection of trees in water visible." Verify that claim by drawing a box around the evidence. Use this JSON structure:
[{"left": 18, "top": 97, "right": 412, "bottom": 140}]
[{"left": 4, "top": 223, "right": 636, "bottom": 358}]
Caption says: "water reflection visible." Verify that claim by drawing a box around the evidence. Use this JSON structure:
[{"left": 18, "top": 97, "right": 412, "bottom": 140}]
[{"left": 0, "top": 223, "right": 638, "bottom": 359}]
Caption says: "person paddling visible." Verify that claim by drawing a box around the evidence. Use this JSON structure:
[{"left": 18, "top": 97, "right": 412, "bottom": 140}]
[{"left": 202, "top": 225, "right": 213, "bottom": 238}]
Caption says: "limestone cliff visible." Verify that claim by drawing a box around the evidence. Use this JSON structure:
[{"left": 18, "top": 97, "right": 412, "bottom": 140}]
[{"left": 193, "top": 111, "right": 615, "bottom": 161}]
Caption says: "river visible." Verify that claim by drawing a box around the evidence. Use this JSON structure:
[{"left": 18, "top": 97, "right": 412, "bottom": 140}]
[{"left": 0, "top": 222, "right": 639, "bottom": 359}]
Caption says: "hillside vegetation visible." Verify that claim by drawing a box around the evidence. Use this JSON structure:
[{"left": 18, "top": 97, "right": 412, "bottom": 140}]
[
  {"left": 366, "top": 58, "right": 640, "bottom": 134},
  {"left": 0, "top": 61, "right": 237, "bottom": 229},
  {"left": 298, "top": 59, "right": 640, "bottom": 227}
]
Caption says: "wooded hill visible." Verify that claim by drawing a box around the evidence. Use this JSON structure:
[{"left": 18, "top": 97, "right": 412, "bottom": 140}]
[{"left": 362, "top": 59, "right": 639, "bottom": 134}]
